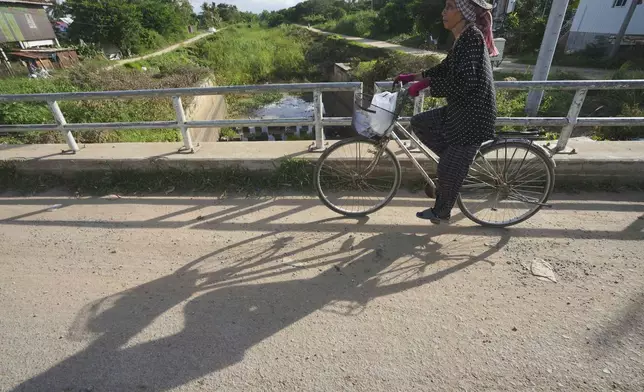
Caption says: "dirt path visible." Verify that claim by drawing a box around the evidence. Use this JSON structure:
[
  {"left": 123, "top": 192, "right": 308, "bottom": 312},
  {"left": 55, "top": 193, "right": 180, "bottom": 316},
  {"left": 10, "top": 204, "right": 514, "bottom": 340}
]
[
  {"left": 497, "top": 58, "right": 613, "bottom": 80},
  {"left": 303, "top": 26, "right": 445, "bottom": 58},
  {"left": 104, "top": 32, "right": 214, "bottom": 70},
  {"left": 1, "top": 192, "right": 643, "bottom": 391},
  {"left": 303, "top": 26, "right": 614, "bottom": 79}
]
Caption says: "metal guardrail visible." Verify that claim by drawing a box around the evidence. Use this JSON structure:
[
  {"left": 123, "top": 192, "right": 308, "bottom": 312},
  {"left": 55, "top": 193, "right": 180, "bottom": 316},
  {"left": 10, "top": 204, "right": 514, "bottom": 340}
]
[
  {"left": 376, "top": 79, "right": 644, "bottom": 154},
  {"left": 0, "top": 80, "right": 642, "bottom": 155},
  {"left": 0, "top": 82, "right": 363, "bottom": 153}
]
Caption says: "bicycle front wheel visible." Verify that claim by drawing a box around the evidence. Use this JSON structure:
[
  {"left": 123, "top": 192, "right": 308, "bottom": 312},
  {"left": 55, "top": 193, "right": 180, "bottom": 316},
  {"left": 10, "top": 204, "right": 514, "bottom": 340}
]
[
  {"left": 314, "top": 137, "right": 401, "bottom": 217},
  {"left": 457, "top": 140, "right": 555, "bottom": 227}
]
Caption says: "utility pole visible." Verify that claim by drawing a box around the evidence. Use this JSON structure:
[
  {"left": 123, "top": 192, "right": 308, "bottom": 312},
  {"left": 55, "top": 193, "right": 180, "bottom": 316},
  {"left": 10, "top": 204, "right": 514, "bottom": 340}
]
[
  {"left": 525, "top": 0, "right": 570, "bottom": 117},
  {"left": 609, "top": 0, "right": 639, "bottom": 60}
]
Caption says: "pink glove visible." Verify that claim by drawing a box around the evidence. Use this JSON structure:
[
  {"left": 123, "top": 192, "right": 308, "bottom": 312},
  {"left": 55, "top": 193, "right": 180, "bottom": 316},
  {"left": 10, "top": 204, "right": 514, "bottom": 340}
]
[
  {"left": 394, "top": 73, "right": 417, "bottom": 85},
  {"left": 408, "top": 79, "right": 430, "bottom": 97}
]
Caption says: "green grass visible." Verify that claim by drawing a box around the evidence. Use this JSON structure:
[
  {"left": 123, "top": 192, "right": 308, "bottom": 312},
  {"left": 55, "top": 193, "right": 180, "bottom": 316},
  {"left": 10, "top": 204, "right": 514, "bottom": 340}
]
[
  {"left": 0, "top": 24, "right": 318, "bottom": 145},
  {"left": 316, "top": 10, "right": 378, "bottom": 38},
  {"left": 385, "top": 33, "right": 428, "bottom": 49},
  {"left": 130, "top": 24, "right": 319, "bottom": 126},
  {"left": 0, "top": 65, "right": 210, "bottom": 144},
  {"left": 491, "top": 69, "right": 644, "bottom": 140},
  {"left": 139, "top": 24, "right": 314, "bottom": 85},
  {"left": 514, "top": 50, "right": 644, "bottom": 71},
  {"left": 136, "top": 30, "right": 203, "bottom": 56}
]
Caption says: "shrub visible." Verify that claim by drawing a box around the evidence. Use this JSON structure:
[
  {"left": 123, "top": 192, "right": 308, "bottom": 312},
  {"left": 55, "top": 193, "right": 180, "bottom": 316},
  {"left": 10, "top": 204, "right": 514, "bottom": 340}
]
[
  {"left": 324, "top": 11, "right": 378, "bottom": 38},
  {"left": 351, "top": 52, "right": 441, "bottom": 93}
]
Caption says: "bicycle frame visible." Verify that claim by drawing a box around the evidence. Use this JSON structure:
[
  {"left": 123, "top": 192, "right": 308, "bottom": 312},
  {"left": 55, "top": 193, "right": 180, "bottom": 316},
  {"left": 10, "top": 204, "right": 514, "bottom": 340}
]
[
  {"left": 318, "top": 85, "right": 555, "bottom": 226},
  {"left": 389, "top": 122, "right": 438, "bottom": 187},
  {"left": 357, "top": 120, "right": 439, "bottom": 192},
  {"left": 362, "top": 88, "right": 551, "bottom": 204},
  {"left": 368, "top": 120, "right": 548, "bottom": 205},
  {"left": 363, "top": 86, "right": 439, "bottom": 190}
]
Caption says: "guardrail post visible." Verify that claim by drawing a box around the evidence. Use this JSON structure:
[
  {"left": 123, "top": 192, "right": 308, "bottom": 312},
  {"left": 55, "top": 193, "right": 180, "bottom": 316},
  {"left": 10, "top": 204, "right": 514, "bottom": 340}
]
[
  {"left": 548, "top": 88, "right": 587, "bottom": 154},
  {"left": 309, "top": 89, "right": 325, "bottom": 151},
  {"left": 172, "top": 96, "right": 195, "bottom": 153},
  {"left": 47, "top": 100, "right": 79, "bottom": 154}
]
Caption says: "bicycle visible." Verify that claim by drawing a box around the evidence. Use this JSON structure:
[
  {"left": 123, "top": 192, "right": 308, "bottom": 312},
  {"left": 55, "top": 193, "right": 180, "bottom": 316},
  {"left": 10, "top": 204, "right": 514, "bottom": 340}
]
[{"left": 313, "top": 84, "right": 556, "bottom": 228}]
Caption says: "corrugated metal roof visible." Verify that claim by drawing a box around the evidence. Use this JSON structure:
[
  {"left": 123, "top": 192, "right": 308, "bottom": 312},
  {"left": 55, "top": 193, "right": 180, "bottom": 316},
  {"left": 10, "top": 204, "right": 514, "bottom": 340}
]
[
  {"left": 0, "top": 3, "right": 57, "bottom": 44},
  {"left": 0, "top": 1, "right": 55, "bottom": 5}
]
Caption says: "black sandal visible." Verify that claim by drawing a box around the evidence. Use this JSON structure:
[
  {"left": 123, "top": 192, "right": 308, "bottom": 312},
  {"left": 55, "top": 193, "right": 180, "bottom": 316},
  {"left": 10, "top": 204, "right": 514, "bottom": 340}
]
[{"left": 416, "top": 208, "right": 450, "bottom": 225}]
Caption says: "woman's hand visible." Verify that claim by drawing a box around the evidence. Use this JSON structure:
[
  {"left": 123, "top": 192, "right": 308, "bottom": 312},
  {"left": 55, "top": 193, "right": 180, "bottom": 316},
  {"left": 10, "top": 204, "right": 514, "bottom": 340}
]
[
  {"left": 393, "top": 73, "right": 420, "bottom": 85},
  {"left": 408, "top": 79, "right": 430, "bottom": 97}
]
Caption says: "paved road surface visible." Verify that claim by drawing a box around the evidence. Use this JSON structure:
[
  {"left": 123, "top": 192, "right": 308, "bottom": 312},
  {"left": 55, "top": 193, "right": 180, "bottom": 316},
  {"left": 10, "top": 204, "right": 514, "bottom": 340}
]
[
  {"left": 303, "top": 27, "right": 613, "bottom": 80},
  {"left": 1, "top": 192, "right": 643, "bottom": 391}
]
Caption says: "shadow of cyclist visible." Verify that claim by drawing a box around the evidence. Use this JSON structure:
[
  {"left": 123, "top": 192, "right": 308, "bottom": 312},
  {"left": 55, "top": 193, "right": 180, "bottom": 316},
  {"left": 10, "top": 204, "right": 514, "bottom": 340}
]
[{"left": 13, "top": 227, "right": 508, "bottom": 392}]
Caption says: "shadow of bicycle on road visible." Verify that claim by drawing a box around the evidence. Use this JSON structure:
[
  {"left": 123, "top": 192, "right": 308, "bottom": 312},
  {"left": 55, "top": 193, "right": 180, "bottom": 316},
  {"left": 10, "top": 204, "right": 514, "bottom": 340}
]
[{"left": 11, "top": 217, "right": 510, "bottom": 392}]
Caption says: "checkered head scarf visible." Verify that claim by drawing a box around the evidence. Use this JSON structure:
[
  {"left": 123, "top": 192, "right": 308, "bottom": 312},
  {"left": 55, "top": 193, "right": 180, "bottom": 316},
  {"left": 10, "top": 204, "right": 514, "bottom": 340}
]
[{"left": 455, "top": 0, "right": 499, "bottom": 57}]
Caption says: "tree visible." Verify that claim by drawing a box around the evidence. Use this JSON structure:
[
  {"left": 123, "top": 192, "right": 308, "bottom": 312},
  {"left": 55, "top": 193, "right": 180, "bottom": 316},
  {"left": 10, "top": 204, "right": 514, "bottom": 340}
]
[
  {"left": 503, "top": 0, "right": 549, "bottom": 53},
  {"left": 217, "top": 3, "right": 240, "bottom": 23},
  {"left": 500, "top": 0, "right": 580, "bottom": 54},
  {"left": 376, "top": 0, "right": 415, "bottom": 35},
  {"left": 410, "top": 0, "right": 450, "bottom": 46},
  {"left": 66, "top": 0, "right": 144, "bottom": 52},
  {"left": 199, "top": 2, "right": 223, "bottom": 28},
  {"left": 139, "top": 0, "right": 187, "bottom": 37},
  {"left": 64, "top": 0, "right": 194, "bottom": 54}
]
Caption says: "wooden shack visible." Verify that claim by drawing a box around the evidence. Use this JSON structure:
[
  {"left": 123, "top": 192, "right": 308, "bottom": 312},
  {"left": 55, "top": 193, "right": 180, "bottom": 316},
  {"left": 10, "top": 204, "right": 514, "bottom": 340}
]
[{"left": 9, "top": 48, "right": 79, "bottom": 70}]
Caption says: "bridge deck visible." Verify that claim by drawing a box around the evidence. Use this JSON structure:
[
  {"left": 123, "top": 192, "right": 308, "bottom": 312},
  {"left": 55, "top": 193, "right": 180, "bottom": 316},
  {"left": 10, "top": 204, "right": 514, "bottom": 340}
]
[
  {"left": 0, "top": 192, "right": 642, "bottom": 391},
  {"left": 1, "top": 139, "right": 643, "bottom": 184}
]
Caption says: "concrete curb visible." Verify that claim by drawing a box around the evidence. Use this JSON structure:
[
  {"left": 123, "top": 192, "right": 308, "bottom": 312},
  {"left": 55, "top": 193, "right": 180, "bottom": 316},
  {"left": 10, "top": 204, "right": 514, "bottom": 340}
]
[{"left": 1, "top": 140, "right": 643, "bottom": 186}]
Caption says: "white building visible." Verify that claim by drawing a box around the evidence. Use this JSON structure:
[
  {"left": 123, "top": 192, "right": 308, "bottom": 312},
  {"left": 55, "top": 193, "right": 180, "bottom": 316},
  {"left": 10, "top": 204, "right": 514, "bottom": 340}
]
[{"left": 566, "top": 0, "right": 644, "bottom": 52}]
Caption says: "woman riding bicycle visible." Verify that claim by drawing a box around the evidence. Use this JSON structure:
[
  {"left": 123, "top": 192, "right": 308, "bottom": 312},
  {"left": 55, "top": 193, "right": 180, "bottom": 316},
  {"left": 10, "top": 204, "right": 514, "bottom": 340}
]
[{"left": 394, "top": 0, "right": 498, "bottom": 224}]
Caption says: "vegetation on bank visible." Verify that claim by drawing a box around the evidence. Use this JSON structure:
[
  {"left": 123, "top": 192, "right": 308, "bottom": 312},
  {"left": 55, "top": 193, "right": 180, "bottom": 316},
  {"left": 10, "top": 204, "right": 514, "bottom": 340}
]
[
  {"left": 514, "top": 49, "right": 644, "bottom": 72},
  {"left": 0, "top": 64, "right": 212, "bottom": 144},
  {"left": 264, "top": 1, "right": 576, "bottom": 54},
  {"left": 49, "top": 1, "right": 256, "bottom": 56},
  {"left": 1, "top": 24, "right": 641, "bottom": 144},
  {"left": 130, "top": 25, "right": 314, "bottom": 85},
  {"left": 127, "top": 24, "right": 319, "bottom": 139},
  {"left": 350, "top": 57, "right": 643, "bottom": 140},
  {"left": 489, "top": 67, "right": 644, "bottom": 141},
  {"left": 265, "top": 0, "right": 642, "bottom": 71}
]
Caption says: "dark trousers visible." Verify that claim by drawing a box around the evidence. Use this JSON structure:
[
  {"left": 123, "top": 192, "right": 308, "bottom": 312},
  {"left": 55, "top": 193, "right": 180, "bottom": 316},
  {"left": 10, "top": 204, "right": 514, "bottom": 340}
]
[{"left": 410, "top": 108, "right": 479, "bottom": 218}]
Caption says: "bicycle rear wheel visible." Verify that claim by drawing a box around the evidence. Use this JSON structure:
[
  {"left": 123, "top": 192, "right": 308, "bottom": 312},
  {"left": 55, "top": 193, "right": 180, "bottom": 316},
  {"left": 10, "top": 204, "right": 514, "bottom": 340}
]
[
  {"left": 314, "top": 137, "right": 401, "bottom": 217},
  {"left": 457, "top": 140, "right": 555, "bottom": 227}
]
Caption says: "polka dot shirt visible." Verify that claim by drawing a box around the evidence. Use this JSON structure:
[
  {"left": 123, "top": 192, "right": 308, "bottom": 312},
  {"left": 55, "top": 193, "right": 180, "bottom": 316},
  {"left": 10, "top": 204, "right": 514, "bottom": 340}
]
[{"left": 421, "top": 25, "right": 497, "bottom": 146}]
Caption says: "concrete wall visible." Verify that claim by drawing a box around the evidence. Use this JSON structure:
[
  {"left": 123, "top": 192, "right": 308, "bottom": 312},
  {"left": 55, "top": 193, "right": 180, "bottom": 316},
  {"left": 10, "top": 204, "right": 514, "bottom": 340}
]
[
  {"left": 571, "top": 0, "right": 644, "bottom": 35},
  {"left": 323, "top": 63, "right": 357, "bottom": 139},
  {"left": 185, "top": 78, "right": 227, "bottom": 143},
  {"left": 325, "top": 63, "right": 354, "bottom": 117},
  {"left": 567, "top": 0, "right": 644, "bottom": 51}
]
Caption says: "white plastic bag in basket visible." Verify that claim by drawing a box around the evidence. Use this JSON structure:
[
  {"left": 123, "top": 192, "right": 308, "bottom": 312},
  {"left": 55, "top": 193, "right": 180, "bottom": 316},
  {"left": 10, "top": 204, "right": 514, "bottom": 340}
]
[
  {"left": 353, "top": 110, "right": 371, "bottom": 136},
  {"left": 369, "top": 91, "right": 398, "bottom": 135}
]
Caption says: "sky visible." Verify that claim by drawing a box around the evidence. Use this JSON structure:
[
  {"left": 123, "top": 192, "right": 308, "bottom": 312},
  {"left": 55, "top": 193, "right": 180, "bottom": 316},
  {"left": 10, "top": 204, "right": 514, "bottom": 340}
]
[{"left": 189, "top": 0, "right": 300, "bottom": 14}]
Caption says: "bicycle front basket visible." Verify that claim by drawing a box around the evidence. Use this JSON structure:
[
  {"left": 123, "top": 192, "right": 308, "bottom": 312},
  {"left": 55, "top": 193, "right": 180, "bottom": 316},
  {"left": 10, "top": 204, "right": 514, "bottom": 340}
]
[{"left": 352, "top": 92, "right": 397, "bottom": 139}]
